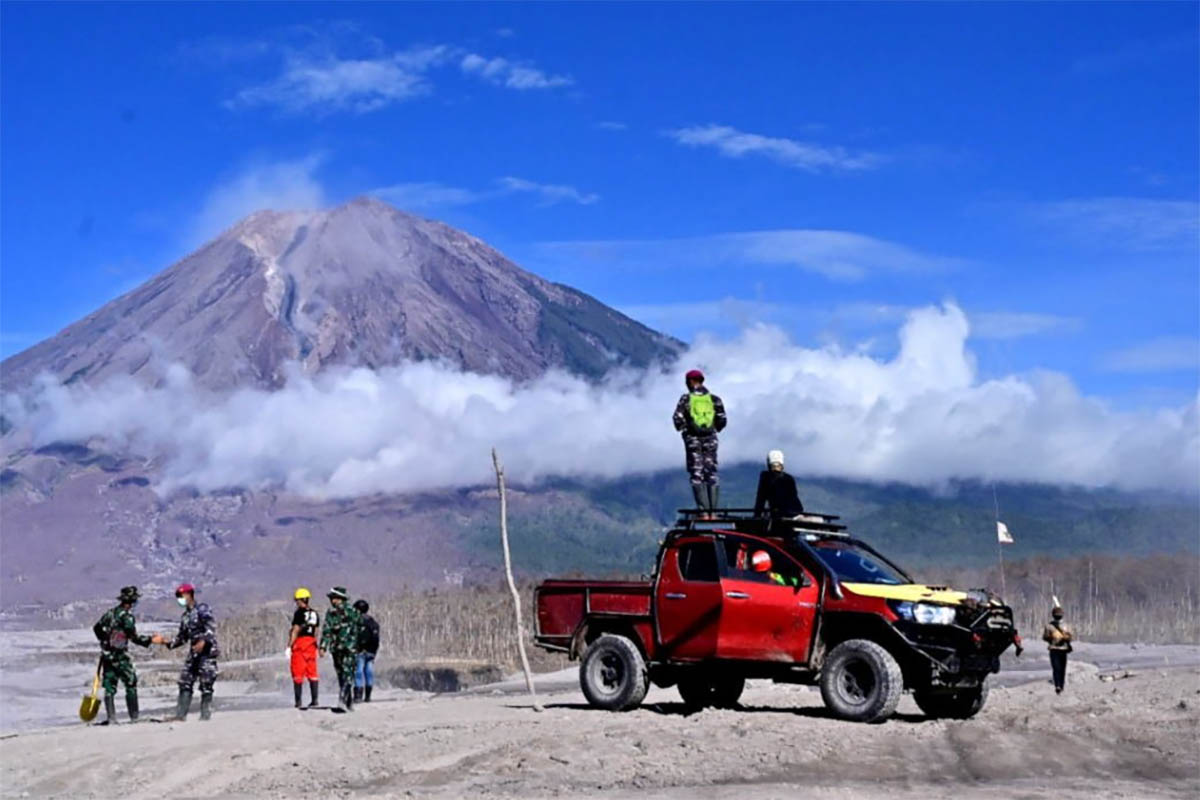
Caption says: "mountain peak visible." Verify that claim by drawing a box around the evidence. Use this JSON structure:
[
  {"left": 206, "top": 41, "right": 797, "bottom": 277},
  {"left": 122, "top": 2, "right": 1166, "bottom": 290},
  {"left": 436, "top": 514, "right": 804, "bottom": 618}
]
[{"left": 3, "top": 201, "right": 680, "bottom": 391}]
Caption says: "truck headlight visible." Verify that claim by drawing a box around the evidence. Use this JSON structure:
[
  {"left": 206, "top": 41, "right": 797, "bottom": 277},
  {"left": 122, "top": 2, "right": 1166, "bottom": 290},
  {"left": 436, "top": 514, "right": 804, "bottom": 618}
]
[{"left": 893, "top": 601, "right": 957, "bottom": 625}]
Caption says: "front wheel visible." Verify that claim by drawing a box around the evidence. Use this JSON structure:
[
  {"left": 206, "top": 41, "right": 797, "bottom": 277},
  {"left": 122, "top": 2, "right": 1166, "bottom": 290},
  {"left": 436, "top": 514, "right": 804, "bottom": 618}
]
[
  {"left": 579, "top": 634, "right": 649, "bottom": 711},
  {"left": 677, "top": 672, "right": 745, "bottom": 711},
  {"left": 819, "top": 639, "right": 903, "bottom": 723},
  {"left": 914, "top": 680, "right": 989, "bottom": 720}
]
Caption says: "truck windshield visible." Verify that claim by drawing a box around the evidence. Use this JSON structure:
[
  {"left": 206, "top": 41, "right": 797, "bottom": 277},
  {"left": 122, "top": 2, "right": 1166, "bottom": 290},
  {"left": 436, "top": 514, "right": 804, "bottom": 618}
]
[{"left": 810, "top": 542, "right": 907, "bottom": 585}]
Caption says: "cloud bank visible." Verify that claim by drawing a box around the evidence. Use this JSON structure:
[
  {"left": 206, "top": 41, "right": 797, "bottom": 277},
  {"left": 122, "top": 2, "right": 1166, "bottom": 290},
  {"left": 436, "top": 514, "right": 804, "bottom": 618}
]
[{"left": 5, "top": 305, "right": 1196, "bottom": 498}]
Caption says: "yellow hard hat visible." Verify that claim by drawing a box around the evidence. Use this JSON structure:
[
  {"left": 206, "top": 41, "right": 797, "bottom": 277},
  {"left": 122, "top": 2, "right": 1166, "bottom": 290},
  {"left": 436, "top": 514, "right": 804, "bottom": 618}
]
[{"left": 294, "top": 587, "right": 312, "bottom": 600}]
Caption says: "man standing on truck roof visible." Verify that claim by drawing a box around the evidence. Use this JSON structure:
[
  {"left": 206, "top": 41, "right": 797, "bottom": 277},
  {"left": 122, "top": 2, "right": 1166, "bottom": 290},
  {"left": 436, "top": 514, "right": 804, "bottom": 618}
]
[
  {"left": 1042, "top": 605, "right": 1073, "bottom": 694},
  {"left": 753, "top": 450, "right": 806, "bottom": 523},
  {"left": 673, "top": 368, "right": 727, "bottom": 515}
]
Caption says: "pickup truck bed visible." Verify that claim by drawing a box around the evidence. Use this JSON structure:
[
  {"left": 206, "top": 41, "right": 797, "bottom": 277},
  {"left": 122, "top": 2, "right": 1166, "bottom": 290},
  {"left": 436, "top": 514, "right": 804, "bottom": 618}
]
[{"left": 535, "top": 579, "right": 652, "bottom": 653}]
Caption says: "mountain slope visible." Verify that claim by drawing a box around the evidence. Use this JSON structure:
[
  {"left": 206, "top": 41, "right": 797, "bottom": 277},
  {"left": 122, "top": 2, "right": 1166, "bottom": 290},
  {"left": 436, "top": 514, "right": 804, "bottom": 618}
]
[{"left": 1, "top": 197, "right": 680, "bottom": 390}]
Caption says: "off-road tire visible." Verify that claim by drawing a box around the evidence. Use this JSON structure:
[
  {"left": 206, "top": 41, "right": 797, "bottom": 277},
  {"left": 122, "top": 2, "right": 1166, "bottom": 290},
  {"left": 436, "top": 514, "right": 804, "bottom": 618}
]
[
  {"left": 819, "top": 639, "right": 903, "bottom": 723},
  {"left": 579, "top": 634, "right": 649, "bottom": 711},
  {"left": 913, "top": 679, "right": 989, "bottom": 720},
  {"left": 677, "top": 672, "right": 745, "bottom": 711}
]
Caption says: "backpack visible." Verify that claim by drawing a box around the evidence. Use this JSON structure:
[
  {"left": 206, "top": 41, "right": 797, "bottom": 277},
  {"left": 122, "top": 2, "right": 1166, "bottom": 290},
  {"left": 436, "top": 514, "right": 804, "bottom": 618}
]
[
  {"left": 359, "top": 616, "right": 381, "bottom": 653},
  {"left": 689, "top": 393, "right": 716, "bottom": 431},
  {"left": 93, "top": 609, "right": 128, "bottom": 650}
]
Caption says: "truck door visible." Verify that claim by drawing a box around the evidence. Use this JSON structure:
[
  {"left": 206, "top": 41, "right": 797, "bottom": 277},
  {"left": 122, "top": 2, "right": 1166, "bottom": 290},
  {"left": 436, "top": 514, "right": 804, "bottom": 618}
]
[
  {"left": 716, "top": 535, "right": 819, "bottom": 663},
  {"left": 654, "top": 538, "right": 722, "bottom": 661}
]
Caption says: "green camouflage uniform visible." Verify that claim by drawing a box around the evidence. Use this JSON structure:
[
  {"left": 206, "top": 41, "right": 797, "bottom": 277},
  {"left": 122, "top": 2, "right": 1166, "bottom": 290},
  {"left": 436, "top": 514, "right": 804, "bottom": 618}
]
[
  {"left": 93, "top": 605, "right": 153, "bottom": 700},
  {"left": 320, "top": 604, "right": 363, "bottom": 689}
]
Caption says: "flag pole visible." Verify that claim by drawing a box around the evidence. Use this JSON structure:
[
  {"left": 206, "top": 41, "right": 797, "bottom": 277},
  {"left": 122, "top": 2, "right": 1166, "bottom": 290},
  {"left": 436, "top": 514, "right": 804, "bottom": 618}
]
[{"left": 992, "top": 484, "right": 1007, "bottom": 598}]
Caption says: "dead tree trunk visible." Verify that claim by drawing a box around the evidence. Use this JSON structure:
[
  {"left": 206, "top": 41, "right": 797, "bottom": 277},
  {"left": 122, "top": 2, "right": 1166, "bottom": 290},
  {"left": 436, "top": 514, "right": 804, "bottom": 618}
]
[{"left": 492, "top": 448, "right": 542, "bottom": 712}]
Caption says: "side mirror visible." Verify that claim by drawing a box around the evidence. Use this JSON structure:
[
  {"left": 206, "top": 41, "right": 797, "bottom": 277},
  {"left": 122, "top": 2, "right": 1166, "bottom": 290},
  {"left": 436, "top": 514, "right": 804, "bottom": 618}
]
[{"left": 750, "top": 550, "right": 772, "bottom": 573}]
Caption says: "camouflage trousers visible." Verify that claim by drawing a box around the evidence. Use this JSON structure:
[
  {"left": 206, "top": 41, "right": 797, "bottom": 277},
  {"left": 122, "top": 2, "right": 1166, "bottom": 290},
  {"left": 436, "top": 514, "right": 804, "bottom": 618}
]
[
  {"left": 100, "top": 650, "right": 138, "bottom": 699},
  {"left": 683, "top": 434, "right": 719, "bottom": 487},
  {"left": 331, "top": 650, "right": 356, "bottom": 687},
  {"left": 178, "top": 654, "right": 218, "bottom": 694}
]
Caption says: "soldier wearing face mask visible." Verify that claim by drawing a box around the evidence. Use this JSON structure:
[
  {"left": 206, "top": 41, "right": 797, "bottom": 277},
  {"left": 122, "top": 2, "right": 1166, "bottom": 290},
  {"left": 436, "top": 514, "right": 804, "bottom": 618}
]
[{"left": 165, "top": 583, "right": 220, "bottom": 721}]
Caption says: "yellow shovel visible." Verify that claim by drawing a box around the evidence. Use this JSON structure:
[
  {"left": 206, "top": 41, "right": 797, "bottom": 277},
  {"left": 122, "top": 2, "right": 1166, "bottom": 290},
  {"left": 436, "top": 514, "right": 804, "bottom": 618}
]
[{"left": 79, "top": 658, "right": 102, "bottom": 723}]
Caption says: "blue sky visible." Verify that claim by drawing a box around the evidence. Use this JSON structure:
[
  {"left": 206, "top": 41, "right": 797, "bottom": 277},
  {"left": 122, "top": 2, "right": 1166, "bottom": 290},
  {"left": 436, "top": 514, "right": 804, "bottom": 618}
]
[{"left": 2, "top": 2, "right": 1197, "bottom": 409}]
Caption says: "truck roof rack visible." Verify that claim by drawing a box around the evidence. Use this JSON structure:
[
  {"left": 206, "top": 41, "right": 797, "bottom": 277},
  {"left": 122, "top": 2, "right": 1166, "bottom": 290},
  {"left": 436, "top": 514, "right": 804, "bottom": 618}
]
[{"left": 673, "top": 508, "right": 850, "bottom": 538}]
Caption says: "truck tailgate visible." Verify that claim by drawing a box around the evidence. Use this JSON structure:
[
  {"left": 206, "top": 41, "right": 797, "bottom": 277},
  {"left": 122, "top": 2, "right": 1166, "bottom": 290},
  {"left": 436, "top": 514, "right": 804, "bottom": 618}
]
[{"left": 535, "top": 580, "right": 653, "bottom": 650}]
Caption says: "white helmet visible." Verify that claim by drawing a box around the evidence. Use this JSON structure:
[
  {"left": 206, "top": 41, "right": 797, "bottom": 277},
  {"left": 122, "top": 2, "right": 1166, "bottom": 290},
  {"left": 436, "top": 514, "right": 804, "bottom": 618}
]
[{"left": 767, "top": 449, "right": 785, "bottom": 467}]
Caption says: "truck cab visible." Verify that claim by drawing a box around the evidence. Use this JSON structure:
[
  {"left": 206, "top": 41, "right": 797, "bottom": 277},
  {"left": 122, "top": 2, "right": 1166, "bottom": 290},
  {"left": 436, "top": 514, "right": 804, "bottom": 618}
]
[{"left": 535, "top": 509, "right": 1017, "bottom": 723}]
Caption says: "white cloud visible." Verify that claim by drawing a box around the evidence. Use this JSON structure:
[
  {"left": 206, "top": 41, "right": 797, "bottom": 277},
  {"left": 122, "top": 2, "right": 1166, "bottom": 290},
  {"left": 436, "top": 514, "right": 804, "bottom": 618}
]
[
  {"left": 968, "top": 312, "right": 1083, "bottom": 340},
  {"left": 188, "top": 155, "right": 326, "bottom": 246},
  {"left": 621, "top": 300, "right": 1080, "bottom": 342},
  {"left": 371, "top": 182, "right": 486, "bottom": 211},
  {"left": 1033, "top": 197, "right": 1199, "bottom": 252},
  {"left": 460, "top": 53, "right": 572, "bottom": 90},
  {"left": 231, "top": 45, "right": 453, "bottom": 113},
  {"left": 537, "top": 230, "right": 958, "bottom": 281},
  {"left": 6, "top": 305, "right": 1197, "bottom": 495},
  {"left": 666, "top": 124, "right": 883, "bottom": 172},
  {"left": 1101, "top": 336, "right": 1200, "bottom": 373},
  {"left": 372, "top": 177, "right": 598, "bottom": 211},
  {"left": 214, "top": 28, "right": 573, "bottom": 113},
  {"left": 597, "top": 121, "right": 628, "bottom": 131},
  {"left": 498, "top": 177, "right": 598, "bottom": 206},
  {"left": 620, "top": 299, "right": 791, "bottom": 333}
]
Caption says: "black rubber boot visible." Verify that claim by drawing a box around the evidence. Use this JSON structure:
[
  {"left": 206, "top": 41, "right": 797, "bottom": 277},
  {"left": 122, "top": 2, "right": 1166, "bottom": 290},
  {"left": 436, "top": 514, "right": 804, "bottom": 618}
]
[
  {"left": 174, "top": 688, "right": 192, "bottom": 721},
  {"left": 294, "top": 683, "right": 304, "bottom": 708},
  {"left": 691, "top": 484, "right": 706, "bottom": 512},
  {"left": 364, "top": 685, "right": 372, "bottom": 702},
  {"left": 308, "top": 681, "right": 319, "bottom": 708},
  {"left": 353, "top": 686, "right": 363, "bottom": 703},
  {"left": 126, "top": 693, "right": 139, "bottom": 722},
  {"left": 199, "top": 693, "right": 213, "bottom": 721},
  {"left": 341, "top": 681, "right": 354, "bottom": 711},
  {"left": 99, "top": 694, "right": 118, "bottom": 726}
]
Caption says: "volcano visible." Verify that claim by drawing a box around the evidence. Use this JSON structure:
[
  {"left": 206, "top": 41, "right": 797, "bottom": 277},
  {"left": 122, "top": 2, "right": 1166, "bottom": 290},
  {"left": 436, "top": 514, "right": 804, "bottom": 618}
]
[{"left": 1, "top": 196, "right": 680, "bottom": 391}]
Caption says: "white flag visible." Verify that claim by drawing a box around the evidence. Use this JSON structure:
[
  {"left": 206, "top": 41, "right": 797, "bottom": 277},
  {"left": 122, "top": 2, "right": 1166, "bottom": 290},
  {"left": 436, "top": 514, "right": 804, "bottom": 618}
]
[{"left": 997, "top": 520, "right": 1013, "bottom": 544}]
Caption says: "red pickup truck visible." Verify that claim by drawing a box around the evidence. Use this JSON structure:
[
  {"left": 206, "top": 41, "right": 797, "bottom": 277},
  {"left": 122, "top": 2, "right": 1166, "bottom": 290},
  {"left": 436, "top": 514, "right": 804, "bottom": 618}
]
[{"left": 535, "top": 510, "right": 1017, "bottom": 723}]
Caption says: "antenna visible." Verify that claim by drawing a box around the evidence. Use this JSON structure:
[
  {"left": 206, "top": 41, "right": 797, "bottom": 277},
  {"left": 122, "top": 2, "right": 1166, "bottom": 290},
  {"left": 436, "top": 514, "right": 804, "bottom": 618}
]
[{"left": 992, "top": 484, "right": 1007, "bottom": 598}]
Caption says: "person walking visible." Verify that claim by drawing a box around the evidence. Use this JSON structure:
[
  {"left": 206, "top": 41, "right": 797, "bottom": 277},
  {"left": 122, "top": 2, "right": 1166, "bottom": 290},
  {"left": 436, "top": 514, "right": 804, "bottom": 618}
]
[
  {"left": 288, "top": 587, "right": 321, "bottom": 709},
  {"left": 319, "top": 587, "right": 362, "bottom": 711},
  {"left": 165, "top": 583, "right": 219, "bottom": 721},
  {"left": 353, "top": 599, "right": 380, "bottom": 703},
  {"left": 92, "top": 586, "right": 162, "bottom": 725},
  {"left": 672, "top": 369, "right": 727, "bottom": 514},
  {"left": 1042, "top": 605, "right": 1074, "bottom": 694},
  {"left": 753, "top": 450, "right": 806, "bottom": 522}
]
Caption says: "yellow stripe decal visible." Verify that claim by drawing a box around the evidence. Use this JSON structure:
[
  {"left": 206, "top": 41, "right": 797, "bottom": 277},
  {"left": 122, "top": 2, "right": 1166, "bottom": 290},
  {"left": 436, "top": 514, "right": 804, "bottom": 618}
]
[{"left": 841, "top": 582, "right": 969, "bottom": 605}]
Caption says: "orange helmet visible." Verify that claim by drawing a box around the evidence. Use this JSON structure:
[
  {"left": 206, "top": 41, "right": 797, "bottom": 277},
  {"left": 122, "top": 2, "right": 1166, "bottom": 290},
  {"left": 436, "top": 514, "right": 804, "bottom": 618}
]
[{"left": 750, "top": 550, "right": 772, "bottom": 573}]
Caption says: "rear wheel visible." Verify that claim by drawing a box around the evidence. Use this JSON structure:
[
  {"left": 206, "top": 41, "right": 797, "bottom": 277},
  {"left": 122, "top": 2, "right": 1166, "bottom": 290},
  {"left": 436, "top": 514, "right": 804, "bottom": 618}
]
[
  {"left": 579, "top": 634, "right": 649, "bottom": 711},
  {"left": 914, "top": 680, "right": 989, "bottom": 720},
  {"left": 677, "top": 671, "right": 745, "bottom": 711},
  {"left": 819, "top": 639, "right": 903, "bottom": 723}
]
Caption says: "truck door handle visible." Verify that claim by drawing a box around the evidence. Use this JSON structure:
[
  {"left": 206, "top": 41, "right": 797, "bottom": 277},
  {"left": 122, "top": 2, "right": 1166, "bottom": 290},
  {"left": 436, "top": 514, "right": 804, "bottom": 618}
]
[
  {"left": 664, "top": 592, "right": 687, "bottom": 600},
  {"left": 726, "top": 591, "right": 751, "bottom": 599}
]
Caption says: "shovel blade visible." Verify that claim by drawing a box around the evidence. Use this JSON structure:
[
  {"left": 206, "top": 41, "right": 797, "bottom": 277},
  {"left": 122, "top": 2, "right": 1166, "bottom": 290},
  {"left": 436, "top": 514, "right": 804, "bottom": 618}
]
[{"left": 79, "top": 695, "right": 101, "bottom": 722}]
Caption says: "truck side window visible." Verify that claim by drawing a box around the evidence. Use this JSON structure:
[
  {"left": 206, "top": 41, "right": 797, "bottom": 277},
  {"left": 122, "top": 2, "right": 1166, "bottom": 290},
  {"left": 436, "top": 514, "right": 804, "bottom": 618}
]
[
  {"left": 678, "top": 542, "right": 719, "bottom": 582},
  {"left": 722, "top": 538, "right": 808, "bottom": 587}
]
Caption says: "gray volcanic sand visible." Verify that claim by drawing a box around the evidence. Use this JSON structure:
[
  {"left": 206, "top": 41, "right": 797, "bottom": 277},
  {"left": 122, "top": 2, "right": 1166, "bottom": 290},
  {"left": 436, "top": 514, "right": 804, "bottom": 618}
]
[{"left": 1, "top": 642, "right": 1198, "bottom": 799}]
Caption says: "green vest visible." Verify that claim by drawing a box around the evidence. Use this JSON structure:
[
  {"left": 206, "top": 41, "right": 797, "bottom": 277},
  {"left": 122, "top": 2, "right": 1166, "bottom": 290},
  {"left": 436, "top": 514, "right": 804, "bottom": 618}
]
[{"left": 689, "top": 393, "right": 716, "bottom": 430}]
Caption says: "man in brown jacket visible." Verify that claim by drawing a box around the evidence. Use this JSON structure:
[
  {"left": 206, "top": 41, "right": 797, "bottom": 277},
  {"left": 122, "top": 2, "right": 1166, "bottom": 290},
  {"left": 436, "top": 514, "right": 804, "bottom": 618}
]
[{"left": 1042, "top": 606, "right": 1073, "bottom": 694}]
